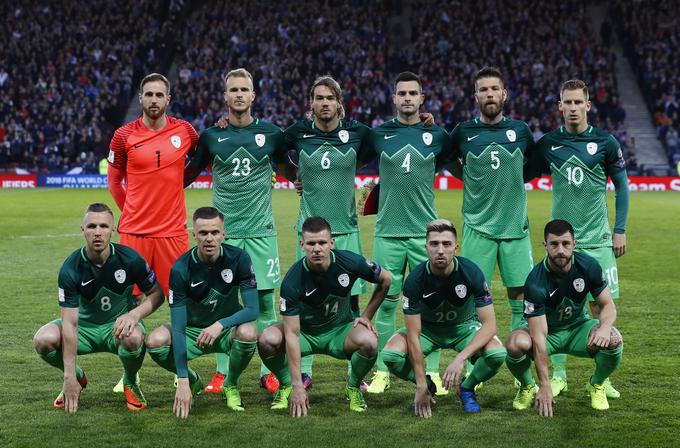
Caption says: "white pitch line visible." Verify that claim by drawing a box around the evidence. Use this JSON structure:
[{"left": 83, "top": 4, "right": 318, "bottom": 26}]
[{"left": 17, "top": 233, "right": 82, "bottom": 239}]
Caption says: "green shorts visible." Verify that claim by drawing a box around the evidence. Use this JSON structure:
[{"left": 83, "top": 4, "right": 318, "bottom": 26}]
[
  {"left": 577, "top": 247, "right": 619, "bottom": 300},
  {"left": 515, "top": 319, "right": 600, "bottom": 358},
  {"left": 226, "top": 235, "right": 281, "bottom": 290},
  {"left": 182, "top": 325, "right": 235, "bottom": 360},
  {"left": 373, "top": 236, "right": 428, "bottom": 295},
  {"left": 299, "top": 321, "right": 354, "bottom": 360},
  {"left": 397, "top": 320, "right": 481, "bottom": 355},
  {"left": 462, "top": 224, "right": 534, "bottom": 288},
  {"left": 297, "top": 231, "right": 365, "bottom": 296},
  {"left": 52, "top": 319, "right": 146, "bottom": 355}
]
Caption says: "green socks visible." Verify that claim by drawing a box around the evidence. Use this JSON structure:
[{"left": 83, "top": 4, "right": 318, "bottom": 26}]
[
  {"left": 592, "top": 344, "right": 623, "bottom": 385},
  {"left": 506, "top": 353, "right": 535, "bottom": 387},
  {"left": 38, "top": 349, "right": 84, "bottom": 382},
  {"left": 257, "top": 290, "right": 277, "bottom": 376},
  {"left": 550, "top": 354, "right": 568, "bottom": 380},
  {"left": 148, "top": 345, "right": 198, "bottom": 383},
  {"left": 348, "top": 352, "right": 377, "bottom": 388},
  {"left": 382, "top": 349, "right": 415, "bottom": 382},
  {"left": 375, "top": 297, "right": 399, "bottom": 371},
  {"left": 225, "top": 340, "right": 256, "bottom": 387},
  {"left": 461, "top": 348, "right": 506, "bottom": 389},
  {"left": 118, "top": 344, "right": 145, "bottom": 386},
  {"left": 262, "top": 351, "right": 291, "bottom": 387},
  {"left": 425, "top": 350, "right": 441, "bottom": 375},
  {"left": 509, "top": 299, "right": 525, "bottom": 331}
]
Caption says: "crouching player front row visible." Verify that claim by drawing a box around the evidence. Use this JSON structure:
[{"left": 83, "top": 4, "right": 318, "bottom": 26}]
[
  {"left": 146, "top": 207, "right": 260, "bottom": 418},
  {"left": 33, "top": 203, "right": 164, "bottom": 413},
  {"left": 380, "top": 219, "right": 507, "bottom": 417},
  {"left": 506, "top": 219, "right": 623, "bottom": 417},
  {"left": 257, "top": 216, "right": 392, "bottom": 417}
]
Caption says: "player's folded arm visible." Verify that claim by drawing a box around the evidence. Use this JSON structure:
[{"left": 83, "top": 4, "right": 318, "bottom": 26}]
[
  {"left": 183, "top": 132, "right": 211, "bottom": 187},
  {"left": 217, "top": 285, "right": 259, "bottom": 329}
]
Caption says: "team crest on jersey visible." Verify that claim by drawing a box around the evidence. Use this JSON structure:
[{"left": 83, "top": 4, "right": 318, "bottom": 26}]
[
  {"left": 338, "top": 273, "right": 350, "bottom": 287},
  {"left": 114, "top": 269, "right": 126, "bottom": 284},
  {"left": 422, "top": 132, "right": 433, "bottom": 146},
  {"left": 221, "top": 269, "right": 234, "bottom": 283},
  {"left": 586, "top": 142, "right": 598, "bottom": 155},
  {"left": 573, "top": 278, "right": 585, "bottom": 292},
  {"left": 170, "top": 135, "right": 181, "bottom": 149},
  {"left": 107, "top": 150, "right": 114, "bottom": 163},
  {"left": 455, "top": 284, "right": 467, "bottom": 298},
  {"left": 506, "top": 129, "right": 516, "bottom": 142},
  {"left": 255, "top": 133, "right": 266, "bottom": 147},
  {"left": 339, "top": 130, "right": 349, "bottom": 143}
]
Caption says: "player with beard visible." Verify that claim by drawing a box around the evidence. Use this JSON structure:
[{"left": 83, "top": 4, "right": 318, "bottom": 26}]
[
  {"left": 449, "top": 67, "right": 535, "bottom": 338},
  {"left": 107, "top": 73, "right": 199, "bottom": 392}
]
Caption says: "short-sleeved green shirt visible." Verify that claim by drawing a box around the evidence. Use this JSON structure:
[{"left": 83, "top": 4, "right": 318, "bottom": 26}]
[
  {"left": 451, "top": 117, "right": 534, "bottom": 239},
  {"left": 189, "top": 119, "right": 287, "bottom": 238},
  {"left": 402, "top": 257, "right": 492, "bottom": 328},
  {"left": 284, "top": 120, "right": 372, "bottom": 235},
  {"left": 169, "top": 244, "right": 257, "bottom": 328},
  {"left": 58, "top": 243, "right": 157, "bottom": 325},
  {"left": 367, "top": 119, "right": 452, "bottom": 237},
  {"left": 534, "top": 126, "right": 627, "bottom": 248},
  {"left": 279, "top": 250, "right": 382, "bottom": 334},
  {"left": 523, "top": 251, "right": 608, "bottom": 331}
]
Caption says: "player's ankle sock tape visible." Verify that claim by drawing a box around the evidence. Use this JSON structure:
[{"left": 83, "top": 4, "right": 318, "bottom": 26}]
[
  {"left": 425, "top": 349, "right": 441, "bottom": 373},
  {"left": 118, "top": 344, "right": 145, "bottom": 385},
  {"left": 462, "top": 347, "right": 506, "bottom": 389},
  {"left": 592, "top": 345, "right": 623, "bottom": 385},
  {"left": 505, "top": 354, "right": 535, "bottom": 387},
  {"left": 225, "top": 340, "right": 257, "bottom": 387},
  {"left": 550, "top": 354, "right": 568, "bottom": 379},
  {"left": 382, "top": 349, "right": 415, "bottom": 382},
  {"left": 348, "top": 351, "right": 377, "bottom": 388},
  {"left": 508, "top": 299, "right": 525, "bottom": 331},
  {"left": 375, "top": 298, "right": 400, "bottom": 370}
]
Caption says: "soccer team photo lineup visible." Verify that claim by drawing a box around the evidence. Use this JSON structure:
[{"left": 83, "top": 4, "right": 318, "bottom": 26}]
[
  {"left": 6, "top": 2, "right": 680, "bottom": 446},
  {"left": 31, "top": 66, "right": 634, "bottom": 420}
]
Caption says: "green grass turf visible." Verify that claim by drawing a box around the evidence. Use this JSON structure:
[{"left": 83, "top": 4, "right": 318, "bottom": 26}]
[{"left": 1, "top": 188, "right": 678, "bottom": 447}]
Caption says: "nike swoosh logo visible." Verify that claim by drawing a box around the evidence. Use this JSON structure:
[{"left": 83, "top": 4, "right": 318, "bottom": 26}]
[
  {"left": 303, "top": 134, "right": 315, "bottom": 138},
  {"left": 191, "top": 281, "right": 204, "bottom": 287},
  {"left": 305, "top": 288, "right": 318, "bottom": 296},
  {"left": 467, "top": 135, "right": 479, "bottom": 141},
  {"left": 81, "top": 279, "right": 94, "bottom": 286},
  {"left": 551, "top": 145, "right": 563, "bottom": 151},
  {"left": 218, "top": 137, "right": 230, "bottom": 142},
  {"left": 384, "top": 135, "right": 397, "bottom": 140},
  {"left": 422, "top": 292, "right": 436, "bottom": 298},
  {"left": 549, "top": 288, "right": 559, "bottom": 297}
]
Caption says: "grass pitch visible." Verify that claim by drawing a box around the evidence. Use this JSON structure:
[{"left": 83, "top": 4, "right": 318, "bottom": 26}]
[{"left": 1, "top": 188, "right": 678, "bottom": 447}]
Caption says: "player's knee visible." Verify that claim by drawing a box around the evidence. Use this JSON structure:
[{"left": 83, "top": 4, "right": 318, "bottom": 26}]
[
  {"left": 33, "top": 324, "right": 60, "bottom": 354},
  {"left": 608, "top": 327, "right": 623, "bottom": 349},
  {"left": 355, "top": 330, "right": 378, "bottom": 355},
  {"left": 234, "top": 323, "right": 258, "bottom": 342},
  {"left": 258, "top": 326, "right": 283, "bottom": 353},
  {"left": 506, "top": 329, "right": 532, "bottom": 356},
  {"left": 120, "top": 330, "right": 144, "bottom": 351},
  {"left": 483, "top": 346, "right": 508, "bottom": 368},
  {"left": 507, "top": 287, "right": 524, "bottom": 301},
  {"left": 145, "top": 327, "right": 170, "bottom": 349},
  {"left": 384, "top": 332, "right": 407, "bottom": 352}
]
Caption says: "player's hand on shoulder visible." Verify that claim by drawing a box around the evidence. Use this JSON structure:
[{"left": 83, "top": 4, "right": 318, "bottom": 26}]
[
  {"left": 196, "top": 322, "right": 224, "bottom": 348},
  {"left": 420, "top": 112, "right": 435, "bottom": 127},
  {"left": 215, "top": 115, "right": 229, "bottom": 129},
  {"left": 290, "top": 386, "right": 309, "bottom": 418},
  {"left": 174, "top": 378, "right": 193, "bottom": 419},
  {"left": 294, "top": 178, "right": 303, "bottom": 196},
  {"left": 534, "top": 386, "right": 554, "bottom": 417},
  {"left": 353, "top": 316, "right": 376, "bottom": 335},
  {"left": 63, "top": 376, "right": 82, "bottom": 414},
  {"left": 613, "top": 233, "right": 626, "bottom": 258}
]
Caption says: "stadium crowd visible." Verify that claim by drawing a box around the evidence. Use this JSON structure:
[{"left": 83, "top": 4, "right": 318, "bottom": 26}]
[
  {"left": 0, "top": 0, "right": 666, "bottom": 173},
  {"left": 613, "top": 0, "right": 680, "bottom": 167}
]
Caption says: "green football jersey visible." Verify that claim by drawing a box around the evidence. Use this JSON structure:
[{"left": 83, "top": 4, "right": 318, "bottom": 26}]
[
  {"left": 58, "top": 243, "right": 157, "bottom": 325},
  {"left": 169, "top": 244, "right": 257, "bottom": 328},
  {"left": 368, "top": 119, "right": 452, "bottom": 237},
  {"left": 451, "top": 117, "right": 534, "bottom": 239},
  {"left": 284, "top": 120, "right": 372, "bottom": 235},
  {"left": 535, "top": 126, "right": 627, "bottom": 248},
  {"left": 279, "top": 250, "right": 382, "bottom": 335},
  {"left": 190, "top": 119, "right": 287, "bottom": 238},
  {"left": 402, "top": 257, "right": 492, "bottom": 328},
  {"left": 524, "top": 251, "right": 608, "bottom": 331}
]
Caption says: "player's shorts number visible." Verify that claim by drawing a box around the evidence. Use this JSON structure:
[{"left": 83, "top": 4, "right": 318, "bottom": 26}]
[
  {"left": 231, "top": 157, "right": 252, "bottom": 176},
  {"left": 435, "top": 310, "right": 457, "bottom": 322},
  {"left": 566, "top": 166, "right": 584, "bottom": 186},
  {"left": 557, "top": 306, "right": 573, "bottom": 321},
  {"left": 321, "top": 151, "right": 331, "bottom": 170},
  {"left": 402, "top": 153, "right": 411, "bottom": 173},
  {"left": 490, "top": 150, "right": 500, "bottom": 170},
  {"left": 324, "top": 300, "right": 339, "bottom": 317},
  {"left": 266, "top": 258, "right": 280, "bottom": 278},
  {"left": 100, "top": 296, "right": 111, "bottom": 312},
  {"left": 605, "top": 266, "right": 619, "bottom": 288}
]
